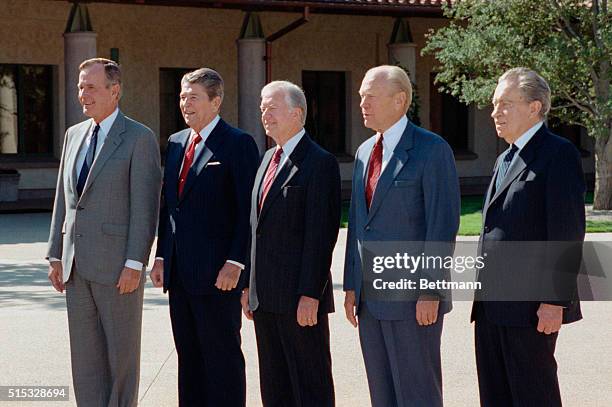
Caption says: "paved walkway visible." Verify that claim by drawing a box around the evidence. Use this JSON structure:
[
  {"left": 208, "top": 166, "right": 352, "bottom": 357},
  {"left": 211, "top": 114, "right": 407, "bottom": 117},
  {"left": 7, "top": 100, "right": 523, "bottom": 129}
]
[{"left": 0, "top": 213, "right": 610, "bottom": 406}]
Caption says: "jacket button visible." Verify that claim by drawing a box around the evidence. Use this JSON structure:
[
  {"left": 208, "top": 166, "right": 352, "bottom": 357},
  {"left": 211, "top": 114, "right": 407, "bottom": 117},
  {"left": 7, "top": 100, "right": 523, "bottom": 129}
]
[
  {"left": 365, "top": 226, "right": 371, "bottom": 231},
  {"left": 484, "top": 226, "right": 490, "bottom": 233},
  {"left": 76, "top": 234, "right": 82, "bottom": 237},
  {"left": 175, "top": 208, "right": 180, "bottom": 213}
]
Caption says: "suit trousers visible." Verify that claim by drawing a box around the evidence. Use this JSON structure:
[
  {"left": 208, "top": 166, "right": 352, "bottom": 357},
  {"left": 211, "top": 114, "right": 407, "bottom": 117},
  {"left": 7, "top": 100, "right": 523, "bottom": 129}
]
[
  {"left": 168, "top": 273, "right": 245, "bottom": 407},
  {"left": 358, "top": 302, "right": 444, "bottom": 407},
  {"left": 474, "top": 308, "right": 561, "bottom": 407},
  {"left": 253, "top": 310, "right": 335, "bottom": 407},
  {"left": 65, "top": 267, "right": 144, "bottom": 407}
]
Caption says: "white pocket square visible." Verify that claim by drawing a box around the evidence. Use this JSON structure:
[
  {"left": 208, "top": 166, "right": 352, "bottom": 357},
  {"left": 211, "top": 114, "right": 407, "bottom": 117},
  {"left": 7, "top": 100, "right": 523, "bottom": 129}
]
[{"left": 206, "top": 161, "right": 221, "bottom": 166}]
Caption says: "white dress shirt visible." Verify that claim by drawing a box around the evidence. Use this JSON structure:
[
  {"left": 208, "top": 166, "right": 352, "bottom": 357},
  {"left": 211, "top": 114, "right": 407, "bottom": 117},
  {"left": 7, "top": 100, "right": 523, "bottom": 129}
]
[
  {"left": 258, "top": 128, "right": 305, "bottom": 200},
  {"left": 156, "top": 115, "right": 244, "bottom": 270},
  {"left": 364, "top": 115, "right": 408, "bottom": 189}
]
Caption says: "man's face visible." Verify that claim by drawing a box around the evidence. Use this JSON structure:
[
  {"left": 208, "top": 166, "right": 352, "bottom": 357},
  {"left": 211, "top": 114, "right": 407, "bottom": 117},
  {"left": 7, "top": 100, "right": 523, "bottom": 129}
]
[
  {"left": 180, "top": 82, "right": 220, "bottom": 132},
  {"left": 78, "top": 64, "right": 119, "bottom": 123},
  {"left": 491, "top": 80, "right": 541, "bottom": 144},
  {"left": 359, "top": 74, "right": 406, "bottom": 133},
  {"left": 260, "top": 90, "right": 300, "bottom": 144}
]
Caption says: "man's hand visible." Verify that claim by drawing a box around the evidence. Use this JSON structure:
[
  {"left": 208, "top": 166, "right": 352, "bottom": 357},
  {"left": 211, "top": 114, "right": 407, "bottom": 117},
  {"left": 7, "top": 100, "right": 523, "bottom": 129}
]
[
  {"left": 241, "top": 288, "right": 253, "bottom": 320},
  {"left": 48, "top": 261, "right": 65, "bottom": 293},
  {"left": 297, "top": 296, "right": 319, "bottom": 327},
  {"left": 215, "top": 262, "right": 242, "bottom": 291},
  {"left": 344, "top": 290, "right": 358, "bottom": 328},
  {"left": 537, "top": 303, "right": 563, "bottom": 334},
  {"left": 116, "top": 267, "right": 141, "bottom": 294},
  {"left": 150, "top": 259, "right": 164, "bottom": 288},
  {"left": 416, "top": 295, "right": 439, "bottom": 326}
]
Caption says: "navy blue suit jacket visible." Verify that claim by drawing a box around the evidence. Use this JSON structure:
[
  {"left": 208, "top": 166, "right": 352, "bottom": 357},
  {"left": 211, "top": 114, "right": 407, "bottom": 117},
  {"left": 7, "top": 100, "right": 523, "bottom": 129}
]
[
  {"left": 157, "top": 119, "right": 260, "bottom": 295},
  {"left": 472, "top": 124, "right": 585, "bottom": 326}
]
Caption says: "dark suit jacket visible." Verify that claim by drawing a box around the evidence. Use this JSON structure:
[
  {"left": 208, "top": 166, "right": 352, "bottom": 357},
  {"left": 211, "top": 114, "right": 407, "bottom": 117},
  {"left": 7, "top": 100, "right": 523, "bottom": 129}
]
[
  {"left": 472, "top": 124, "right": 585, "bottom": 327},
  {"left": 247, "top": 134, "right": 341, "bottom": 315},
  {"left": 157, "top": 119, "right": 260, "bottom": 295}
]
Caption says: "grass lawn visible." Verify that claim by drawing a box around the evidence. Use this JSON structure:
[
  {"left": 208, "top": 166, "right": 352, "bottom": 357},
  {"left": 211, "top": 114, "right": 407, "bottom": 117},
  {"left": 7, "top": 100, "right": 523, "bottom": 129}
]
[{"left": 340, "top": 192, "right": 612, "bottom": 234}]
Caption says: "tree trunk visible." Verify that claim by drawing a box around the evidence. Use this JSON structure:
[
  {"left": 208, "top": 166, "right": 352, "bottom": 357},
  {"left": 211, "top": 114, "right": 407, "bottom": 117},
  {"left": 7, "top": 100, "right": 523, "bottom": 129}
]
[{"left": 593, "top": 131, "right": 612, "bottom": 210}]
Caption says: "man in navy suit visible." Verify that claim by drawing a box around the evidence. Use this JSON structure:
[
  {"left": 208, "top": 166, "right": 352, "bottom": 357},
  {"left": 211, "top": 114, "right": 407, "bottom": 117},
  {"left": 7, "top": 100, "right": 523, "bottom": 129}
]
[
  {"left": 241, "top": 80, "right": 341, "bottom": 407},
  {"left": 343, "top": 65, "right": 460, "bottom": 406},
  {"left": 471, "top": 67, "right": 585, "bottom": 407},
  {"left": 150, "top": 68, "right": 260, "bottom": 406}
]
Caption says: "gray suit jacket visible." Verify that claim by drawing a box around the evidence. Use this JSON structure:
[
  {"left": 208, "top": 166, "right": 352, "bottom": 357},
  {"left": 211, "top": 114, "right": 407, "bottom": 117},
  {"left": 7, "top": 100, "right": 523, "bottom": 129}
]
[
  {"left": 343, "top": 120, "right": 460, "bottom": 320},
  {"left": 47, "top": 111, "right": 162, "bottom": 286}
]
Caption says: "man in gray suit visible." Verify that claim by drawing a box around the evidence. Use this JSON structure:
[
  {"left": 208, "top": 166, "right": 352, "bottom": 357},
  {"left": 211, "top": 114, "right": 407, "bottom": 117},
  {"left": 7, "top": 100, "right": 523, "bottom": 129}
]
[
  {"left": 47, "top": 58, "right": 161, "bottom": 407},
  {"left": 343, "top": 65, "right": 460, "bottom": 406}
]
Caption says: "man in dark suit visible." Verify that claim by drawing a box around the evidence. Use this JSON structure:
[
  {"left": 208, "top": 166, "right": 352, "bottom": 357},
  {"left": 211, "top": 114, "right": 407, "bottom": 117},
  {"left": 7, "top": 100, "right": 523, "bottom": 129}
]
[
  {"left": 150, "top": 68, "right": 260, "bottom": 407},
  {"left": 240, "top": 80, "right": 341, "bottom": 407},
  {"left": 343, "top": 65, "right": 460, "bottom": 407},
  {"left": 472, "top": 67, "right": 585, "bottom": 407}
]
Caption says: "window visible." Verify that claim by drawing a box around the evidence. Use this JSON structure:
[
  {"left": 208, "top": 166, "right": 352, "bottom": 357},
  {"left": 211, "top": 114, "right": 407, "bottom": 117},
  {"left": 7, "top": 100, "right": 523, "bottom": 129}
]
[
  {"left": 0, "top": 64, "right": 54, "bottom": 156},
  {"left": 302, "top": 71, "right": 347, "bottom": 155},
  {"left": 429, "top": 73, "right": 469, "bottom": 153},
  {"left": 159, "top": 68, "right": 194, "bottom": 158}
]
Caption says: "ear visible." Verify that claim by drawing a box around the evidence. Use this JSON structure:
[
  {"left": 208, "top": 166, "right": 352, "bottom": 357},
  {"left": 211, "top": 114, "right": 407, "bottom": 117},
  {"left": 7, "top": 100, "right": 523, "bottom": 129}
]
[
  {"left": 211, "top": 96, "right": 222, "bottom": 112},
  {"left": 530, "top": 100, "right": 542, "bottom": 117},
  {"left": 395, "top": 91, "right": 407, "bottom": 111},
  {"left": 111, "top": 83, "right": 121, "bottom": 99}
]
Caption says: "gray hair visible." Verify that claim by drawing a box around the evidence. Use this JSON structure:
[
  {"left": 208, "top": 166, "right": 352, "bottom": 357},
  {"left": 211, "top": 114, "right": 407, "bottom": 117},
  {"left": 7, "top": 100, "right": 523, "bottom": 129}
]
[
  {"left": 499, "top": 67, "right": 551, "bottom": 118},
  {"left": 261, "top": 81, "right": 307, "bottom": 126},
  {"left": 365, "top": 65, "right": 413, "bottom": 113},
  {"left": 182, "top": 68, "right": 224, "bottom": 103},
  {"left": 79, "top": 58, "right": 121, "bottom": 96}
]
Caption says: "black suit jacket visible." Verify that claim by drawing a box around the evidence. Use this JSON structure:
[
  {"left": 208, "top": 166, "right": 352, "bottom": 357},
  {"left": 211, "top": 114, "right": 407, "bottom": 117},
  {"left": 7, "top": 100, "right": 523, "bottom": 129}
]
[
  {"left": 157, "top": 119, "right": 260, "bottom": 295},
  {"left": 472, "top": 124, "right": 585, "bottom": 327},
  {"left": 247, "top": 134, "right": 341, "bottom": 315}
]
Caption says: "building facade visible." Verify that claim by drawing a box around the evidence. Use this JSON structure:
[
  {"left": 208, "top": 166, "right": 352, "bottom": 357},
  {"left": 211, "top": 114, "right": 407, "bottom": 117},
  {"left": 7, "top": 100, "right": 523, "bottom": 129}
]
[{"left": 0, "top": 0, "right": 595, "bottom": 208}]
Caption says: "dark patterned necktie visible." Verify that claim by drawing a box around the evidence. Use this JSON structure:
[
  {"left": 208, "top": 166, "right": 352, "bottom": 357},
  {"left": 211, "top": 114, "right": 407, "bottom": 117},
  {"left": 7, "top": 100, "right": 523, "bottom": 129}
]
[
  {"left": 495, "top": 144, "right": 518, "bottom": 192},
  {"left": 76, "top": 124, "right": 100, "bottom": 197}
]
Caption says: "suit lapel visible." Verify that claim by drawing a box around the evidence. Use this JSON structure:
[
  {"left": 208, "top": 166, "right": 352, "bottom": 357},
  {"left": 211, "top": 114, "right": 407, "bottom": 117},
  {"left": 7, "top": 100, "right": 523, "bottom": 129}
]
[
  {"left": 253, "top": 149, "right": 274, "bottom": 224},
  {"left": 488, "top": 125, "right": 547, "bottom": 207},
  {"left": 366, "top": 121, "right": 415, "bottom": 223},
  {"left": 166, "top": 129, "right": 190, "bottom": 207},
  {"left": 179, "top": 119, "right": 229, "bottom": 202},
  {"left": 80, "top": 112, "right": 126, "bottom": 198},
  {"left": 258, "top": 135, "right": 311, "bottom": 223}
]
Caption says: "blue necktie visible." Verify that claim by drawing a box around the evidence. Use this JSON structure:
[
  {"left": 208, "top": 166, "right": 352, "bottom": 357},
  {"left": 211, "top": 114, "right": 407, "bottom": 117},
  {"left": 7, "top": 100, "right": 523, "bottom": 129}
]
[
  {"left": 495, "top": 144, "right": 518, "bottom": 192},
  {"left": 76, "top": 124, "right": 100, "bottom": 197}
]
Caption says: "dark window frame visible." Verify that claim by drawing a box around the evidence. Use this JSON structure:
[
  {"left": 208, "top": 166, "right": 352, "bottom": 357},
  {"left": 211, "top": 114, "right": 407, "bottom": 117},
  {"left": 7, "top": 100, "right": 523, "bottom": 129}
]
[
  {"left": 302, "top": 70, "right": 349, "bottom": 157},
  {"left": 429, "top": 73, "right": 476, "bottom": 160},
  {"left": 0, "top": 63, "right": 55, "bottom": 158}
]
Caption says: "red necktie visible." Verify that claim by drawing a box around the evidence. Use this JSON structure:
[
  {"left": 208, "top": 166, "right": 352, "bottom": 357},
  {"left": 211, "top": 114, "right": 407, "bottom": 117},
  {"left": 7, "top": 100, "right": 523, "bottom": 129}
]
[
  {"left": 365, "top": 133, "right": 383, "bottom": 209},
  {"left": 259, "top": 146, "right": 283, "bottom": 210},
  {"left": 178, "top": 132, "right": 202, "bottom": 197}
]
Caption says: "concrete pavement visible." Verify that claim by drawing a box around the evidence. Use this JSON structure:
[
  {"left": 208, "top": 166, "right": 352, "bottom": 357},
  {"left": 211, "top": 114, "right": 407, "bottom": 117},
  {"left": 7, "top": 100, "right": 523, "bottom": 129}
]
[{"left": 0, "top": 213, "right": 610, "bottom": 406}]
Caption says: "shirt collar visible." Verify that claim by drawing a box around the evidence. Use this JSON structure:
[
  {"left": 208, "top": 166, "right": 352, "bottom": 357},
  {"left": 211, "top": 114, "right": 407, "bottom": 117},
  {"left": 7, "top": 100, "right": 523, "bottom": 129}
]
[
  {"left": 95, "top": 108, "right": 120, "bottom": 138},
  {"left": 191, "top": 115, "right": 221, "bottom": 143},
  {"left": 513, "top": 121, "right": 543, "bottom": 151},
  {"left": 278, "top": 128, "right": 305, "bottom": 158},
  {"left": 381, "top": 115, "right": 408, "bottom": 152}
]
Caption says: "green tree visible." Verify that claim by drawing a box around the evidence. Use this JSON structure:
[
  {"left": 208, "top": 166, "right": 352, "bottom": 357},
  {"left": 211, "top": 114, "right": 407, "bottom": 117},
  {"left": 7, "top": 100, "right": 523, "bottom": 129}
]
[{"left": 423, "top": 0, "right": 611, "bottom": 209}]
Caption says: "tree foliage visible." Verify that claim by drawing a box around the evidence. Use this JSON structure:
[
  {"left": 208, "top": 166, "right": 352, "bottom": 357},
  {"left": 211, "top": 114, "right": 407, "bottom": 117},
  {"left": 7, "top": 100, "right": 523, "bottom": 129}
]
[{"left": 422, "top": 0, "right": 611, "bottom": 140}]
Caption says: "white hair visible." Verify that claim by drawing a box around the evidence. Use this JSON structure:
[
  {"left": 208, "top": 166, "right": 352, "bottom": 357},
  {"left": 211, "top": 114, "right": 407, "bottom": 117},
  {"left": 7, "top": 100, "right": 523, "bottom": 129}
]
[{"left": 261, "top": 81, "right": 307, "bottom": 125}]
